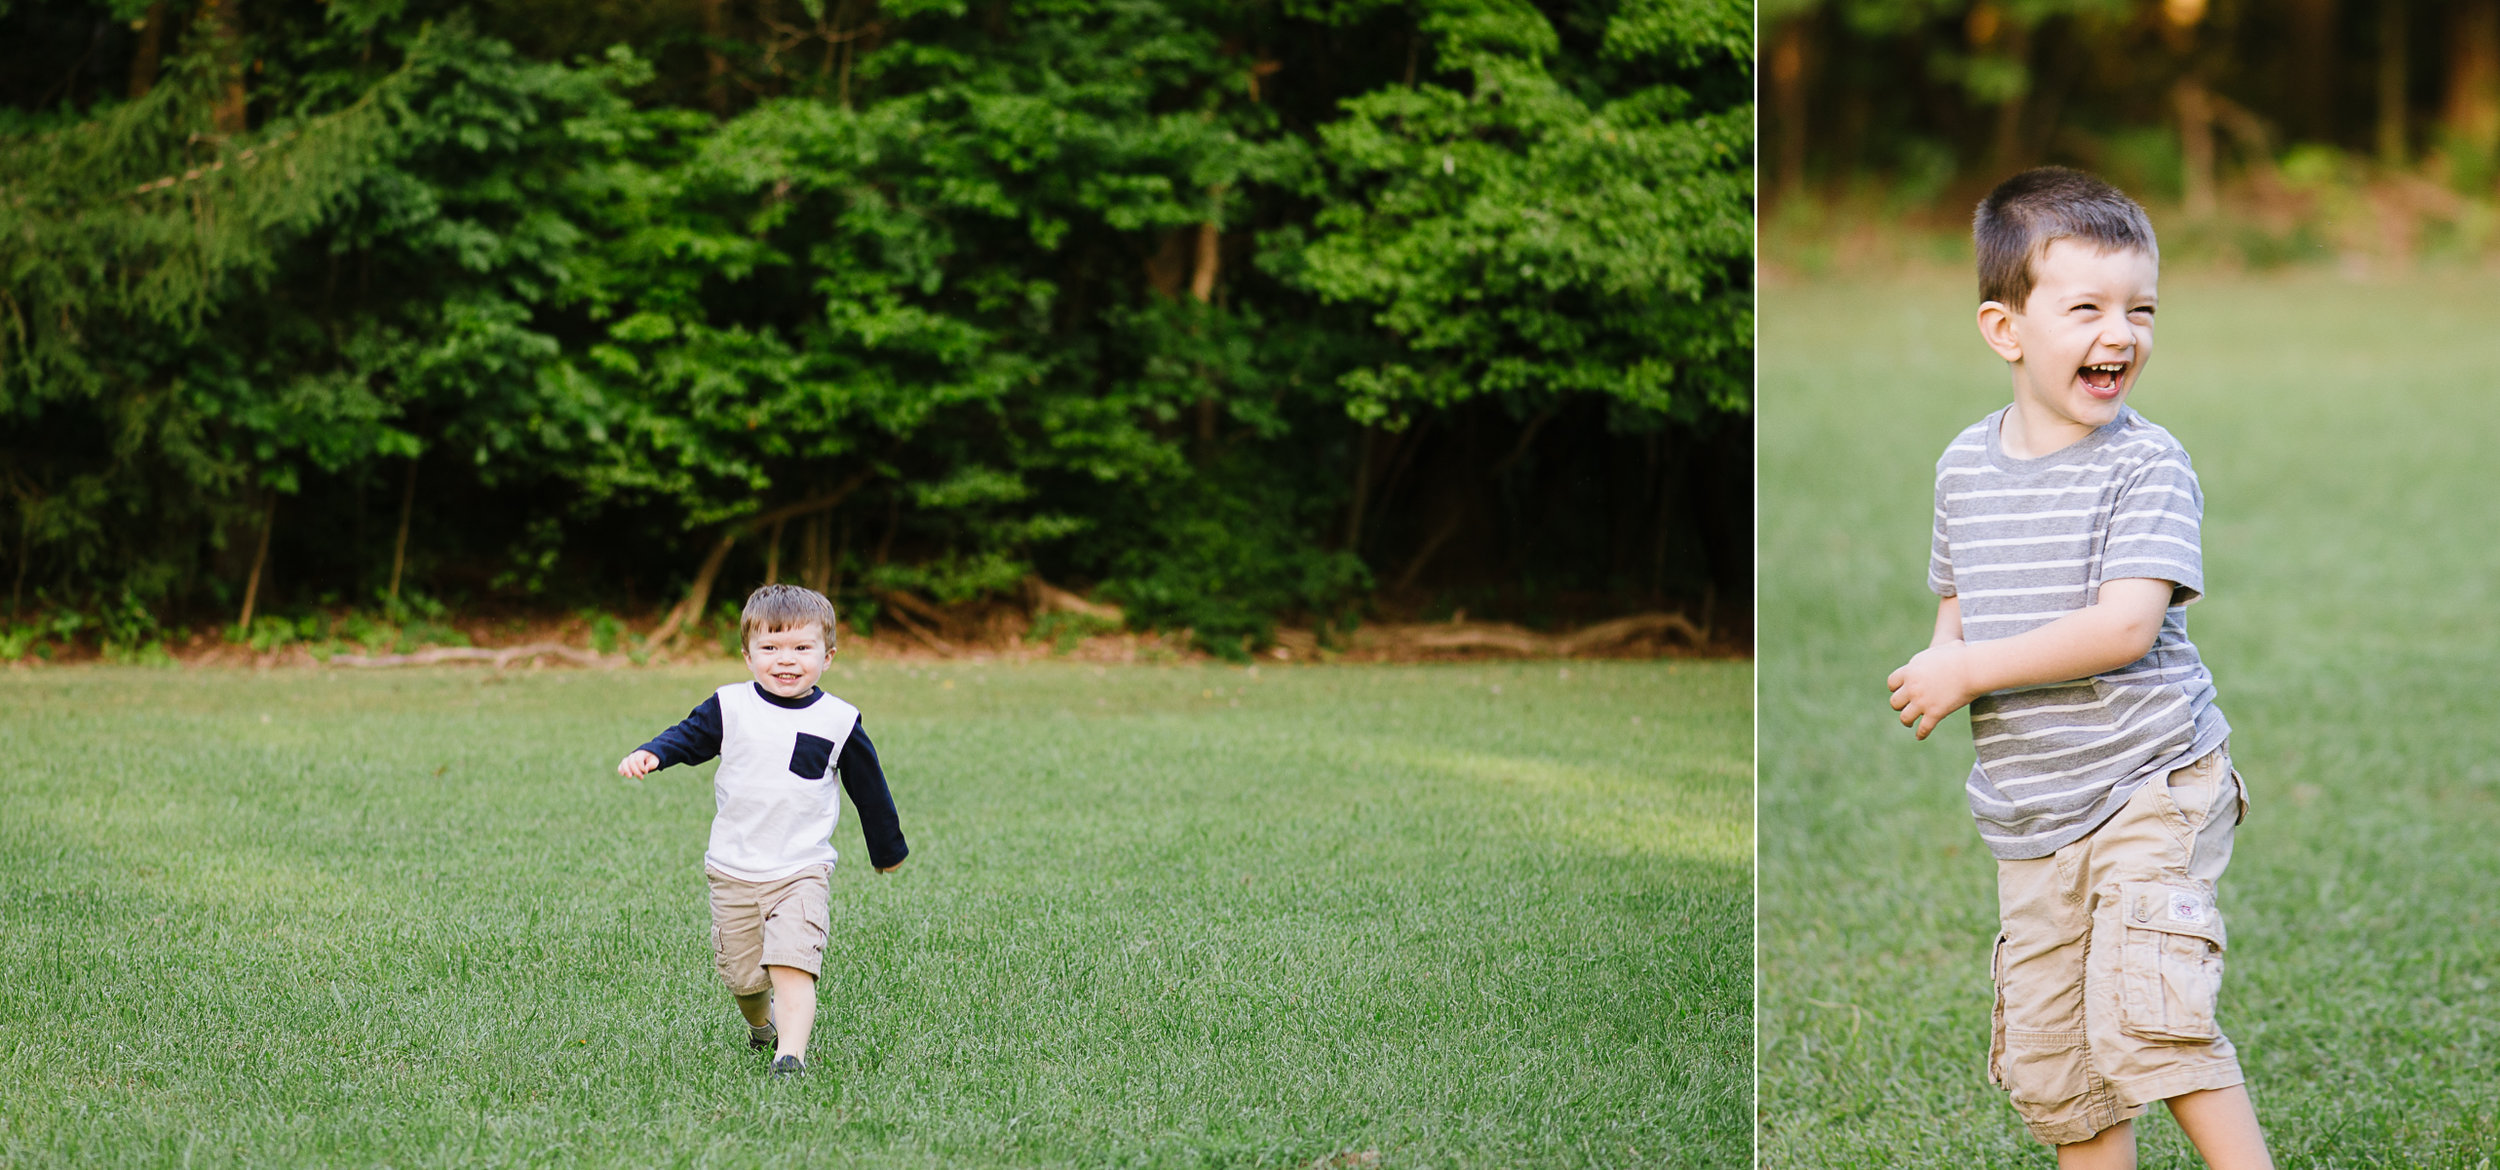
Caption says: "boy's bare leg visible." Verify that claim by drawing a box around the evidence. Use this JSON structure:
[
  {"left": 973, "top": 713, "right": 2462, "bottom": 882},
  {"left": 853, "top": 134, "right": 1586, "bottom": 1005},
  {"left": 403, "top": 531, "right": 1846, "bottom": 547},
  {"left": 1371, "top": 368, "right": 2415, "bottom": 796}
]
[
  {"left": 768, "top": 965, "right": 817, "bottom": 1061},
  {"left": 735, "top": 989, "right": 772, "bottom": 1028},
  {"left": 2056, "top": 1119, "right": 2134, "bottom": 1170},
  {"left": 2168, "top": 1086, "right": 2274, "bottom": 1170}
]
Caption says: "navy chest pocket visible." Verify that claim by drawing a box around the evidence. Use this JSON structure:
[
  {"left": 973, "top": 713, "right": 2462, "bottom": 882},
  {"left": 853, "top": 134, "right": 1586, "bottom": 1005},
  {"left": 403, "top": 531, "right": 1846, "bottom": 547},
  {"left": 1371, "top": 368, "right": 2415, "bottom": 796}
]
[{"left": 788, "top": 732, "right": 836, "bottom": 779}]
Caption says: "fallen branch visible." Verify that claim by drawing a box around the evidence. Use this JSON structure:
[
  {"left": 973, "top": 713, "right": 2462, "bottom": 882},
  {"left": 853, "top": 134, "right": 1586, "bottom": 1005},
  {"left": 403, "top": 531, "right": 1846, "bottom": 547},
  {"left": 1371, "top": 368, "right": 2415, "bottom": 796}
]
[
  {"left": 1556, "top": 612, "right": 1706, "bottom": 654},
  {"left": 871, "top": 594, "right": 957, "bottom": 656},
  {"left": 1406, "top": 623, "right": 1545, "bottom": 655},
  {"left": 326, "top": 642, "right": 625, "bottom": 669},
  {"left": 1368, "top": 611, "right": 1708, "bottom": 658},
  {"left": 1024, "top": 576, "right": 1124, "bottom": 624},
  {"left": 875, "top": 587, "right": 956, "bottom": 634}
]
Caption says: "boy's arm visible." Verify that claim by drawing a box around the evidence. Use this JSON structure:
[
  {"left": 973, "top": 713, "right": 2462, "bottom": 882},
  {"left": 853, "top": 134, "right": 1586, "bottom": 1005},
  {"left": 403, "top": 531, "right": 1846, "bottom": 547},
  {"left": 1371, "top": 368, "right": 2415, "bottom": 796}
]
[
  {"left": 1887, "top": 577, "right": 2173, "bottom": 740},
  {"left": 617, "top": 696, "right": 725, "bottom": 776},
  {"left": 835, "top": 716, "right": 908, "bottom": 872},
  {"left": 1929, "top": 595, "right": 1963, "bottom": 649}
]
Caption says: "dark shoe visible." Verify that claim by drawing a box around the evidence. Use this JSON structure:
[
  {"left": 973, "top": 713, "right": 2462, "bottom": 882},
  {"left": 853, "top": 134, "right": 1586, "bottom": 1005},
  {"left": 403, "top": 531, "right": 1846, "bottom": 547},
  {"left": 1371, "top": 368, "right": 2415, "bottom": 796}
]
[
  {"left": 769, "top": 1054, "right": 805, "bottom": 1077},
  {"left": 748, "top": 1023, "right": 778, "bottom": 1051}
]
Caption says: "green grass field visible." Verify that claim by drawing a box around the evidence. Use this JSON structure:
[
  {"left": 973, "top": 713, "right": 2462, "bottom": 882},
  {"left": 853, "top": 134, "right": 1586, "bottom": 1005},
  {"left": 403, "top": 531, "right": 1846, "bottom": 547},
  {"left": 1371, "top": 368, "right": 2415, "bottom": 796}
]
[
  {"left": 1761, "top": 268, "right": 2500, "bottom": 1166},
  {"left": 0, "top": 659, "right": 1746, "bottom": 1168}
]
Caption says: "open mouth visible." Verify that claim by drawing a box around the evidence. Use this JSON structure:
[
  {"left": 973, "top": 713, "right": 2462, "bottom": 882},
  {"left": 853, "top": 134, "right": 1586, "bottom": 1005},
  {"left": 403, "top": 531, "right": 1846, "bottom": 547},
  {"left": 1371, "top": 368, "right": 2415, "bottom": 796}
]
[{"left": 2079, "top": 362, "right": 2127, "bottom": 394}]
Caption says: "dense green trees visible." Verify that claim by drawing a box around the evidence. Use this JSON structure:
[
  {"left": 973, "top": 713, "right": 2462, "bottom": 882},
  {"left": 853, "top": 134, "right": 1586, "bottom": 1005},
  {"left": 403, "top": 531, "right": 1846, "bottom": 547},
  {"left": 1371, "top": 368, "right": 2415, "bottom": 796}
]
[
  {"left": 1, "top": 0, "right": 1751, "bottom": 654},
  {"left": 1765, "top": 1, "right": 2500, "bottom": 217}
]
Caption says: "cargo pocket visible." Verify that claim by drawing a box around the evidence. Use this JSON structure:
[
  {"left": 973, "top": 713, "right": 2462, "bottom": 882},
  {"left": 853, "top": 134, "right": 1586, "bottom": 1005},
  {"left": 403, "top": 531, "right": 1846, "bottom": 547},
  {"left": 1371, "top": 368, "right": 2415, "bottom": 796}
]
[
  {"left": 2115, "top": 879, "right": 2226, "bottom": 1042},
  {"left": 1990, "top": 932, "right": 2092, "bottom": 1106},
  {"left": 2001, "top": 1030, "right": 2094, "bottom": 1107}
]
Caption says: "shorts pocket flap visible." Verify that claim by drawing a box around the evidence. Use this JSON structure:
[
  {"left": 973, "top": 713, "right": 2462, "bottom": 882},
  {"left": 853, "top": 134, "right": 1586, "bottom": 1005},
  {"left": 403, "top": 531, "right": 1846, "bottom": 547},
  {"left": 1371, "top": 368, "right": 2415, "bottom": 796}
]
[
  {"left": 2115, "top": 880, "right": 2225, "bottom": 949},
  {"left": 2114, "top": 880, "right": 2226, "bottom": 1043}
]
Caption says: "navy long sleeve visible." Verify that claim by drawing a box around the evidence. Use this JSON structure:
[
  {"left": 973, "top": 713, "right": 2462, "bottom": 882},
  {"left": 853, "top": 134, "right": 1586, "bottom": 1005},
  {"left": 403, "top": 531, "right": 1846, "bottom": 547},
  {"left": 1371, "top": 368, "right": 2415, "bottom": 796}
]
[
  {"left": 837, "top": 720, "right": 908, "bottom": 870},
  {"left": 637, "top": 695, "right": 724, "bottom": 768}
]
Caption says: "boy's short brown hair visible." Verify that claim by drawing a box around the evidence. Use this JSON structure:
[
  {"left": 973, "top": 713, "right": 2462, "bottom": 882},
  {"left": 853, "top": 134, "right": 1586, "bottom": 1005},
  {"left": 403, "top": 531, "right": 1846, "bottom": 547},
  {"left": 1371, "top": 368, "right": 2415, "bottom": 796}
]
[
  {"left": 1975, "top": 167, "right": 2158, "bottom": 310},
  {"left": 740, "top": 584, "right": 838, "bottom": 649}
]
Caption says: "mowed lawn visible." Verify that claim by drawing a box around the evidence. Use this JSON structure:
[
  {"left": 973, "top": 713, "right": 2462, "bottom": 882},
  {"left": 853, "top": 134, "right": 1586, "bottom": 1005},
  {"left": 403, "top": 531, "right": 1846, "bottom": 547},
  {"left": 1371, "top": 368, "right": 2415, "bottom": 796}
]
[
  {"left": 1761, "top": 268, "right": 2500, "bottom": 1166},
  {"left": 0, "top": 659, "right": 1747, "bottom": 1168}
]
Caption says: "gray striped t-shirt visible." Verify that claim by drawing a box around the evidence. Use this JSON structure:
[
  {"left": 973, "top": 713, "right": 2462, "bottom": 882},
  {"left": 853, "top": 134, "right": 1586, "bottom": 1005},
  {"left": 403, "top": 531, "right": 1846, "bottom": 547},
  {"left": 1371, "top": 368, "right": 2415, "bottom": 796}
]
[{"left": 1929, "top": 406, "right": 2230, "bottom": 860}]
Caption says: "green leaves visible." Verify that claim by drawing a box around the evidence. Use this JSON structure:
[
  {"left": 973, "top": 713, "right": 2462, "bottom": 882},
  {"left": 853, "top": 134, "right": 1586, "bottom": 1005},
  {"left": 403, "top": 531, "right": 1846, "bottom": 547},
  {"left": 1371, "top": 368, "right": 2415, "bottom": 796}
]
[
  {"left": 2, "top": 0, "right": 1749, "bottom": 631},
  {"left": 1277, "top": 1, "right": 1753, "bottom": 423}
]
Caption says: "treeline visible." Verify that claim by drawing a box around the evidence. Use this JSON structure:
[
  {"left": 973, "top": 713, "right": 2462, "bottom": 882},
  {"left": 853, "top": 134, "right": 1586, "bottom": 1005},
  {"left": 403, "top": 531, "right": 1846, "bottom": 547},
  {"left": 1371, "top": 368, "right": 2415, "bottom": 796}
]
[
  {"left": 1766, "top": 0, "right": 2500, "bottom": 216},
  {"left": 0, "top": 0, "right": 1752, "bottom": 657}
]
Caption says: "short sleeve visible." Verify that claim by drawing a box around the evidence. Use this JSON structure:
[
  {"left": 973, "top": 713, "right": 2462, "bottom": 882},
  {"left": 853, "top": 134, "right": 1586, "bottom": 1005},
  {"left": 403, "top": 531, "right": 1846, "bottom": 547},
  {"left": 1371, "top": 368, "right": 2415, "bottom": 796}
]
[
  {"left": 1928, "top": 466, "right": 1956, "bottom": 598},
  {"left": 2101, "top": 447, "right": 2205, "bottom": 605}
]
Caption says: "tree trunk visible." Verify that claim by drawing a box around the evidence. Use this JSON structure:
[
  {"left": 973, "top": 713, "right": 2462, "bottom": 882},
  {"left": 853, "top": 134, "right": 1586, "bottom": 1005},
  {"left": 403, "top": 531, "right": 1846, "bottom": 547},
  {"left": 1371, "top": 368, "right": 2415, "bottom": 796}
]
[
  {"left": 873, "top": 494, "right": 899, "bottom": 567},
  {"left": 651, "top": 471, "right": 876, "bottom": 646},
  {"left": 1343, "top": 425, "right": 1376, "bottom": 551},
  {"left": 1989, "top": 20, "right": 2034, "bottom": 173},
  {"left": 1188, "top": 189, "right": 1225, "bottom": 447},
  {"left": 1649, "top": 433, "right": 1686, "bottom": 603},
  {"left": 797, "top": 513, "right": 824, "bottom": 593},
  {"left": 127, "top": 0, "right": 169, "bottom": 99},
  {"left": 764, "top": 516, "right": 786, "bottom": 583},
  {"left": 702, "top": 0, "right": 731, "bottom": 116},
  {"left": 2285, "top": 0, "right": 2338, "bottom": 143},
  {"left": 1145, "top": 230, "right": 1189, "bottom": 299},
  {"left": 1364, "top": 424, "right": 1428, "bottom": 554},
  {"left": 2382, "top": 0, "right": 2410, "bottom": 167},
  {"left": 2443, "top": 0, "right": 2500, "bottom": 170},
  {"left": 1191, "top": 215, "right": 1220, "bottom": 443},
  {"left": 238, "top": 494, "right": 275, "bottom": 632},
  {"left": 1188, "top": 213, "right": 1220, "bottom": 304},
  {"left": 1768, "top": 16, "right": 1809, "bottom": 203},
  {"left": 10, "top": 505, "right": 29, "bottom": 620},
  {"left": 649, "top": 531, "right": 739, "bottom": 648},
  {"left": 1392, "top": 508, "right": 1465, "bottom": 593},
  {"left": 387, "top": 456, "right": 416, "bottom": 606},
  {"left": 830, "top": 514, "right": 851, "bottom": 599},
  {"left": 202, "top": 0, "right": 249, "bottom": 134},
  {"left": 2176, "top": 77, "right": 2217, "bottom": 217}
]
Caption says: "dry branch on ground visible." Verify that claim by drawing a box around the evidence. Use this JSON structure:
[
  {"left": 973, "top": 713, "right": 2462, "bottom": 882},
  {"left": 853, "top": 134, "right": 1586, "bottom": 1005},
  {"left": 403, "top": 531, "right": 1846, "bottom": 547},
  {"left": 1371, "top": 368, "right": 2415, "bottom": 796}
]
[{"left": 324, "top": 642, "right": 627, "bottom": 669}]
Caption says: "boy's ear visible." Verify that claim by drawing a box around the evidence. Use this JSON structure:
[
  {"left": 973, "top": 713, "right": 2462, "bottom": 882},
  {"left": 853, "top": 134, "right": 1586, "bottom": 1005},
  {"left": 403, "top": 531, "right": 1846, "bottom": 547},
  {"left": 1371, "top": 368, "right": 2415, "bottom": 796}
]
[{"left": 1976, "top": 300, "right": 2024, "bottom": 363}]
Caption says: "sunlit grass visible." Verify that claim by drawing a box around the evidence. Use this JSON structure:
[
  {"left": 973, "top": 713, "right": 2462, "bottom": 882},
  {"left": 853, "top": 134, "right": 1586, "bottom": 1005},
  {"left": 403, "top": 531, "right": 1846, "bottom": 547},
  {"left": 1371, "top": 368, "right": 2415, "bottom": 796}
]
[
  {"left": 0, "top": 659, "right": 1748, "bottom": 1168},
  {"left": 1760, "top": 268, "right": 2500, "bottom": 1165}
]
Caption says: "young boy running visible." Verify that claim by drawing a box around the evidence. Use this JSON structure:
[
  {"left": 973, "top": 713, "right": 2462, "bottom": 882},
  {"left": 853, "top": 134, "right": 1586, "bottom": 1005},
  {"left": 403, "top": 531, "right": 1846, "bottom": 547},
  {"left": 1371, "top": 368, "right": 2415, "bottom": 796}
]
[
  {"left": 1885, "top": 167, "right": 2274, "bottom": 1168},
  {"left": 617, "top": 584, "right": 907, "bottom": 1077}
]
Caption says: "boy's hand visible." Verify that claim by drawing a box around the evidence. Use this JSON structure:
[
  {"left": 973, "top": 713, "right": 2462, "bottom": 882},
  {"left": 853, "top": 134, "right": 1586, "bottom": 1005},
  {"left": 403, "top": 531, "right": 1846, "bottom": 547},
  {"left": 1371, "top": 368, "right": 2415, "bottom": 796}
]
[
  {"left": 875, "top": 860, "right": 904, "bottom": 874},
  {"left": 1888, "top": 641, "right": 1980, "bottom": 740},
  {"left": 617, "top": 749, "right": 660, "bottom": 779}
]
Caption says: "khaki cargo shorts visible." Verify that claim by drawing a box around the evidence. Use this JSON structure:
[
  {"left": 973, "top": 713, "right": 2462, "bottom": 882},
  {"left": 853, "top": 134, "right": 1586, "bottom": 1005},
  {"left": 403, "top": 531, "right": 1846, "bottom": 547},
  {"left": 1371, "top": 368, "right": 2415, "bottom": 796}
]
[
  {"left": 704, "top": 865, "right": 832, "bottom": 996},
  {"left": 1989, "top": 745, "right": 2250, "bottom": 1146}
]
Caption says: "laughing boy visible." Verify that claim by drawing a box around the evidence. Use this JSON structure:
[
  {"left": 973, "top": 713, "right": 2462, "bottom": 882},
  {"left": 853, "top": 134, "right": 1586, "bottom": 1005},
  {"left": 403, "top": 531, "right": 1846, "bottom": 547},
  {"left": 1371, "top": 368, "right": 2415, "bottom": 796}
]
[{"left": 1885, "top": 168, "right": 2273, "bottom": 1169}]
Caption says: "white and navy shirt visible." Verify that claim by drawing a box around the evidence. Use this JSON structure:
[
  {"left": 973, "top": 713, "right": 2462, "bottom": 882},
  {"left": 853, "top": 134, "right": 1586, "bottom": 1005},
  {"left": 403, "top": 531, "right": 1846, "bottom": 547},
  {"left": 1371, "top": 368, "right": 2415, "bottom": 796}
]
[
  {"left": 1930, "top": 407, "right": 2231, "bottom": 860},
  {"left": 638, "top": 682, "right": 908, "bottom": 880}
]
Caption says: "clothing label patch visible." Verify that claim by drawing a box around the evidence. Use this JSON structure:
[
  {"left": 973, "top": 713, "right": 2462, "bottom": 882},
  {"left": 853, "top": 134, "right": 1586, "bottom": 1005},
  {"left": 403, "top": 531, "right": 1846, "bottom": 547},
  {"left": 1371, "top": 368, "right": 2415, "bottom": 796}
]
[{"left": 2168, "top": 892, "right": 2205, "bottom": 924}]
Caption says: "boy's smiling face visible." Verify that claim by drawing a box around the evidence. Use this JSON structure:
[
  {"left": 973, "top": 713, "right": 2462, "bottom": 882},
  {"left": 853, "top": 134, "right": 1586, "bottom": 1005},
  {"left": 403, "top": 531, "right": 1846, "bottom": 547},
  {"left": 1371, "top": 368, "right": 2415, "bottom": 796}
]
[
  {"left": 1977, "top": 238, "right": 2159, "bottom": 458},
  {"left": 744, "top": 622, "right": 831, "bottom": 699}
]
